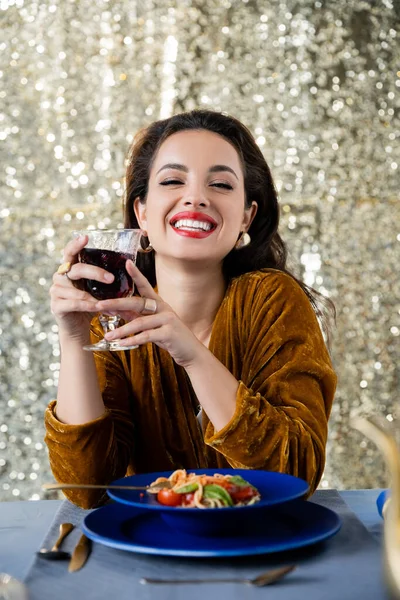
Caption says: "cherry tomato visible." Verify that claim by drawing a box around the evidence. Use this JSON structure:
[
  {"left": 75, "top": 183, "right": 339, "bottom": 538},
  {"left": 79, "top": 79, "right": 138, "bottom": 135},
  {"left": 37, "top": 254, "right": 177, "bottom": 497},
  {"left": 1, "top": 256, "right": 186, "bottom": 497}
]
[
  {"left": 157, "top": 489, "right": 182, "bottom": 506},
  {"left": 230, "top": 486, "right": 258, "bottom": 503},
  {"left": 218, "top": 482, "right": 240, "bottom": 496},
  {"left": 216, "top": 481, "right": 237, "bottom": 492}
]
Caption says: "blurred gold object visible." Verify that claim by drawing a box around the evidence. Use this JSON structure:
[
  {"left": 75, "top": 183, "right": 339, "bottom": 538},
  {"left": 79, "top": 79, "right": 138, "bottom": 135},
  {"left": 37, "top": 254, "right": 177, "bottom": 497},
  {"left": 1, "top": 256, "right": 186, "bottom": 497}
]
[
  {"left": 69, "top": 534, "right": 92, "bottom": 572},
  {"left": 353, "top": 417, "right": 400, "bottom": 600}
]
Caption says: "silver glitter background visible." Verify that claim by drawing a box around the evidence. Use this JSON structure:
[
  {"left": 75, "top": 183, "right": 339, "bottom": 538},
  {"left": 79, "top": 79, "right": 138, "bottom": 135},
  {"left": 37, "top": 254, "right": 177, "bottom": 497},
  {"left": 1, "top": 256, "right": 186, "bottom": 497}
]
[{"left": 1, "top": 0, "right": 399, "bottom": 501}]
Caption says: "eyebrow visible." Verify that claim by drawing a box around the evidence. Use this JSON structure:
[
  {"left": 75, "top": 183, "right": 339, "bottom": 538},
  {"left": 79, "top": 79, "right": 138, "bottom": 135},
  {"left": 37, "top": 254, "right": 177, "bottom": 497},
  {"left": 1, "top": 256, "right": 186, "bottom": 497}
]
[
  {"left": 209, "top": 165, "right": 239, "bottom": 180},
  {"left": 156, "top": 163, "right": 239, "bottom": 180}
]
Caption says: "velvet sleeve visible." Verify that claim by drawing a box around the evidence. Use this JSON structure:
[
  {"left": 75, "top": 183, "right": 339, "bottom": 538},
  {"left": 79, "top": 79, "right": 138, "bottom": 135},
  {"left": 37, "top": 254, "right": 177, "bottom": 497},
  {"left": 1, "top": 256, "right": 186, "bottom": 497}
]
[
  {"left": 44, "top": 319, "right": 135, "bottom": 508},
  {"left": 204, "top": 271, "right": 337, "bottom": 493}
]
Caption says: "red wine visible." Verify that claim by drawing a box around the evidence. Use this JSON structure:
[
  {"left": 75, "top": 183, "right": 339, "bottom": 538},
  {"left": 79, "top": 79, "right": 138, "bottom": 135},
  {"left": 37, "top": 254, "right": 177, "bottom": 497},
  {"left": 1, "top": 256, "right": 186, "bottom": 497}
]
[{"left": 79, "top": 248, "right": 135, "bottom": 300}]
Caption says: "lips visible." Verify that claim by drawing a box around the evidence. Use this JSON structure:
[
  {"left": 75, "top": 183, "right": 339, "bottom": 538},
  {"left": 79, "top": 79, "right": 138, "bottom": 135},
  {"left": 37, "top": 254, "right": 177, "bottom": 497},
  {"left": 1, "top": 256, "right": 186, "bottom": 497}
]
[{"left": 169, "top": 211, "right": 218, "bottom": 239}]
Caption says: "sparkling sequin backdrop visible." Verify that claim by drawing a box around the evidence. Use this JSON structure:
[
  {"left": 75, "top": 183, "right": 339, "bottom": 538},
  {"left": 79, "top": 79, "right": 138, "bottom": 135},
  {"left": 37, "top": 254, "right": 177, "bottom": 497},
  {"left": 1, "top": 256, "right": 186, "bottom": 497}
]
[{"left": 0, "top": 0, "right": 399, "bottom": 501}]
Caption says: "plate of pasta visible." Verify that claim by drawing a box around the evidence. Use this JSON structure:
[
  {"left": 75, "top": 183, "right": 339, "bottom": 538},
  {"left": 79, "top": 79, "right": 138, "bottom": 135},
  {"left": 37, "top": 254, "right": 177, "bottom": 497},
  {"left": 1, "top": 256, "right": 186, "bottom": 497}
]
[{"left": 106, "top": 469, "right": 309, "bottom": 536}]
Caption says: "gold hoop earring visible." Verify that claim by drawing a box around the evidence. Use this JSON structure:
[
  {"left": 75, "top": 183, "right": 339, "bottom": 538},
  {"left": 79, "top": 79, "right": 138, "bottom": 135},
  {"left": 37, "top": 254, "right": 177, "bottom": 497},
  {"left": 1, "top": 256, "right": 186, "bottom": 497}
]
[
  {"left": 234, "top": 232, "right": 251, "bottom": 250},
  {"left": 138, "top": 231, "right": 154, "bottom": 254},
  {"left": 138, "top": 243, "right": 154, "bottom": 254}
]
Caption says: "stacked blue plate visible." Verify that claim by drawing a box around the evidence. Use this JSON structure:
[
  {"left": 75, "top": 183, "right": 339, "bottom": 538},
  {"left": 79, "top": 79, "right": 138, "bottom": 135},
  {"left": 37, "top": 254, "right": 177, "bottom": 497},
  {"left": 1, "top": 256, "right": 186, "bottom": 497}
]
[
  {"left": 82, "top": 469, "right": 341, "bottom": 557},
  {"left": 376, "top": 489, "right": 390, "bottom": 519}
]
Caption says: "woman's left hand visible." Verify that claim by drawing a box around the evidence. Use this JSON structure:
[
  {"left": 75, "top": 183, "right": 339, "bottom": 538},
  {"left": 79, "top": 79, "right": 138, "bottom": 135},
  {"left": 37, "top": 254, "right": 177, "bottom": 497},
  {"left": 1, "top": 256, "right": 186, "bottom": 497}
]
[{"left": 96, "top": 261, "right": 203, "bottom": 368}]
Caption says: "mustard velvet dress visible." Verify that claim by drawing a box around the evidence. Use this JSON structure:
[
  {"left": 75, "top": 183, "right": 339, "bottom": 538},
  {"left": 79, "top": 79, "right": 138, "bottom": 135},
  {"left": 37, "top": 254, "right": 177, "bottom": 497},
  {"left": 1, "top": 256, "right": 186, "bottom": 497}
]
[{"left": 44, "top": 269, "right": 337, "bottom": 508}]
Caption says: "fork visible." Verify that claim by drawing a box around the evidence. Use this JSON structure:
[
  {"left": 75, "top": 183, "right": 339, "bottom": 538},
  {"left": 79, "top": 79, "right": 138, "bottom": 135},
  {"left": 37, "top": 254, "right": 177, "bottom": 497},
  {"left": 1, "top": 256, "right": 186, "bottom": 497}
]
[{"left": 140, "top": 564, "right": 296, "bottom": 586}]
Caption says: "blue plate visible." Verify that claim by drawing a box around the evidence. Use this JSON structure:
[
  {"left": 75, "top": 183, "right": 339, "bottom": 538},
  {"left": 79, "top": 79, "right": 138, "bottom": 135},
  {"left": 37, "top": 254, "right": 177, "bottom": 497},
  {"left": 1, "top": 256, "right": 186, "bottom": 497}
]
[
  {"left": 376, "top": 490, "right": 390, "bottom": 519},
  {"left": 82, "top": 499, "right": 341, "bottom": 557},
  {"left": 107, "top": 469, "right": 310, "bottom": 536}
]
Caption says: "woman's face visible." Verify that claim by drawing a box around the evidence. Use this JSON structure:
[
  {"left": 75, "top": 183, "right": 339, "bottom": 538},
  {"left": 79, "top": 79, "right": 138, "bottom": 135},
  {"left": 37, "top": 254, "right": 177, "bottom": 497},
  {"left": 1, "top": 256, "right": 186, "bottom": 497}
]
[{"left": 134, "top": 129, "right": 257, "bottom": 265}]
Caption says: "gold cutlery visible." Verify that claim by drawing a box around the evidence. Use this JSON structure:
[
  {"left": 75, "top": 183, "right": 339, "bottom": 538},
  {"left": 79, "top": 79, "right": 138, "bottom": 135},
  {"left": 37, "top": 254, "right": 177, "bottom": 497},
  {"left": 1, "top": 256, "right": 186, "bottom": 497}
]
[
  {"left": 42, "top": 480, "right": 172, "bottom": 492},
  {"left": 37, "top": 522, "right": 74, "bottom": 560},
  {"left": 140, "top": 564, "right": 296, "bottom": 586},
  {"left": 69, "top": 534, "right": 92, "bottom": 572}
]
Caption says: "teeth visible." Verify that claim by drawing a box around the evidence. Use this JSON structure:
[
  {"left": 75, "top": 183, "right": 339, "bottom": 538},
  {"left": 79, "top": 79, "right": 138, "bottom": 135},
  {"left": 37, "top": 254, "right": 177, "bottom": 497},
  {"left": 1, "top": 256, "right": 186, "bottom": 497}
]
[{"left": 172, "top": 219, "right": 213, "bottom": 231}]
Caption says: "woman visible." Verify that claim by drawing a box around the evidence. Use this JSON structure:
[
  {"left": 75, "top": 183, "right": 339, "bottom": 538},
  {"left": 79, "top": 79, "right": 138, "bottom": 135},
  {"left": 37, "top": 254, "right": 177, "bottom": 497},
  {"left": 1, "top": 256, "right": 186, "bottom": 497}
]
[{"left": 47, "top": 110, "right": 337, "bottom": 508}]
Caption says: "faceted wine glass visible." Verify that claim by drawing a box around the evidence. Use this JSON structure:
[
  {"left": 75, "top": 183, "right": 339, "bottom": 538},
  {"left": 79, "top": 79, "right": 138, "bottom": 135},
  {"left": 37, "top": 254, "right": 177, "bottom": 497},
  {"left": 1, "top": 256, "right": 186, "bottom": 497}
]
[{"left": 74, "top": 229, "right": 142, "bottom": 352}]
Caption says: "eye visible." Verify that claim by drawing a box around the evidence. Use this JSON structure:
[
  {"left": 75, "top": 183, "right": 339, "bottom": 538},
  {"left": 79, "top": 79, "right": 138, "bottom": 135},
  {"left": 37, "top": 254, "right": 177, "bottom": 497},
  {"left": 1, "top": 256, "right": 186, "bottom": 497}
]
[
  {"left": 210, "top": 182, "right": 234, "bottom": 190},
  {"left": 159, "top": 179, "right": 184, "bottom": 186}
]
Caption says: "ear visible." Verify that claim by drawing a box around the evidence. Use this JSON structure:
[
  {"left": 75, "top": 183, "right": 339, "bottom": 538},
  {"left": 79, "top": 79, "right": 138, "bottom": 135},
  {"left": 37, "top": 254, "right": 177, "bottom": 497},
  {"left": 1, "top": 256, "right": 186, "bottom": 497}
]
[
  {"left": 241, "top": 201, "right": 258, "bottom": 231},
  {"left": 134, "top": 197, "right": 147, "bottom": 230}
]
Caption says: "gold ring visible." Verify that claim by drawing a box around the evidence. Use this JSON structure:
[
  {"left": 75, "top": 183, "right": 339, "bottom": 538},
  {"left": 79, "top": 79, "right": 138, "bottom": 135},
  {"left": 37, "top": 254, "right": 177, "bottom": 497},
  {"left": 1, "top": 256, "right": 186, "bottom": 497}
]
[
  {"left": 142, "top": 298, "right": 157, "bottom": 315},
  {"left": 57, "top": 262, "right": 72, "bottom": 275}
]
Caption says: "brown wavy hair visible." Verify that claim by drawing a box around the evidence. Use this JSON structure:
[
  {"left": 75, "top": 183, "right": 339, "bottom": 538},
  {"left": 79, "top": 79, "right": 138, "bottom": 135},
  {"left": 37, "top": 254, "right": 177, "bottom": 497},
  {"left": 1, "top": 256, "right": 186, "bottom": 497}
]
[{"left": 123, "top": 109, "right": 335, "bottom": 344}]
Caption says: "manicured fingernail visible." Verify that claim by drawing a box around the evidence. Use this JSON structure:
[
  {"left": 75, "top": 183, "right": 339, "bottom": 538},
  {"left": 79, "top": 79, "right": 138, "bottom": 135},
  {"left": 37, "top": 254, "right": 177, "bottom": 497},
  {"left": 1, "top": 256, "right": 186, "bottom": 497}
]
[{"left": 104, "top": 273, "right": 114, "bottom": 282}]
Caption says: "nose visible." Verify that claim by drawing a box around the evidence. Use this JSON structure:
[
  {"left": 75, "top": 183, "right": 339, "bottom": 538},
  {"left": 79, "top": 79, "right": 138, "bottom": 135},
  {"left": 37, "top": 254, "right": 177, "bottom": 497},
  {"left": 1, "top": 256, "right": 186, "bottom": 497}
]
[{"left": 182, "top": 183, "right": 210, "bottom": 208}]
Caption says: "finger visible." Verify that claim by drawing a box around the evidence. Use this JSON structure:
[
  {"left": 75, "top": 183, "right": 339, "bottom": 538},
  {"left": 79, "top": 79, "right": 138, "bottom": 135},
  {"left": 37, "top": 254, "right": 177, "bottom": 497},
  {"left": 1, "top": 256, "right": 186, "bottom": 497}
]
[
  {"left": 53, "top": 271, "right": 86, "bottom": 288},
  {"left": 53, "top": 272, "right": 73, "bottom": 286},
  {"left": 62, "top": 234, "right": 89, "bottom": 264},
  {"left": 96, "top": 295, "right": 159, "bottom": 313},
  {"left": 67, "top": 263, "right": 114, "bottom": 283},
  {"left": 104, "top": 313, "right": 166, "bottom": 340},
  {"left": 115, "top": 333, "right": 151, "bottom": 347},
  {"left": 50, "top": 284, "right": 98, "bottom": 303},
  {"left": 51, "top": 299, "right": 99, "bottom": 315},
  {"left": 117, "top": 310, "right": 142, "bottom": 321},
  {"left": 126, "top": 260, "right": 158, "bottom": 300},
  {"left": 116, "top": 327, "right": 168, "bottom": 348}
]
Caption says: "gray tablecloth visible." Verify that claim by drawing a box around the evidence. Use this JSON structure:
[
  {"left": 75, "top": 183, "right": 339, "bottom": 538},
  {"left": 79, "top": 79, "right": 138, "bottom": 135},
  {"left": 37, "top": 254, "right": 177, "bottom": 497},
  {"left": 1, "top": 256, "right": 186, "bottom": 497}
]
[{"left": 24, "top": 490, "right": 387, "bottom": 600}]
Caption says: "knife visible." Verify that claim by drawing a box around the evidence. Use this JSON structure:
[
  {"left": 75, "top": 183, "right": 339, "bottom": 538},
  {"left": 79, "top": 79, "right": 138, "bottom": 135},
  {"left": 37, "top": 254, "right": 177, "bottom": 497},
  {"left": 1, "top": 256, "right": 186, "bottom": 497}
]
[{"left": 68, "top": 534, "right": 92, "bottom": 572}]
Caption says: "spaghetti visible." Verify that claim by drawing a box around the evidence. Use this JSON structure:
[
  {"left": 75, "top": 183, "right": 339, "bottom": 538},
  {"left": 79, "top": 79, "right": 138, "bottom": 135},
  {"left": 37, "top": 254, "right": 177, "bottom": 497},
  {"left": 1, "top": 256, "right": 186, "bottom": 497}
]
[{"left": 148, "top": 469, "right": 261, "bottom": 508}]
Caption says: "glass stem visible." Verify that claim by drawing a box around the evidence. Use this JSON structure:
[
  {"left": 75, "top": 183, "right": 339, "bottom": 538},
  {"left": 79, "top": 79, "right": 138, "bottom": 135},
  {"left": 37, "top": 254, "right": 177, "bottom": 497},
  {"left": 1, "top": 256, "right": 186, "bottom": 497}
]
[{"left": 99, "top": 314, "right": 121, "bottom": 336}]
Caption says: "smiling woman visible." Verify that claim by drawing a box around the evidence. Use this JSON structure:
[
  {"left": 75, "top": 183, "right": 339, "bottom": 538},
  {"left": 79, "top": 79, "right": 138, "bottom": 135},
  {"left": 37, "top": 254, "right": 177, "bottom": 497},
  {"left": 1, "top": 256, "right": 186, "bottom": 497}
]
[{"left": 46, "top": 110, "right": 337, "bottom": 509}]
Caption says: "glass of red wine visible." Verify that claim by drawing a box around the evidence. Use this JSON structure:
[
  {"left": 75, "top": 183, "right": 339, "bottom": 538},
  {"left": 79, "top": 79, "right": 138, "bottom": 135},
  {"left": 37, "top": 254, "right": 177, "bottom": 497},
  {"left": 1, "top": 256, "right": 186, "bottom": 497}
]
[{"left": 74, "top": 228, "right": 143, "bottom": 351}]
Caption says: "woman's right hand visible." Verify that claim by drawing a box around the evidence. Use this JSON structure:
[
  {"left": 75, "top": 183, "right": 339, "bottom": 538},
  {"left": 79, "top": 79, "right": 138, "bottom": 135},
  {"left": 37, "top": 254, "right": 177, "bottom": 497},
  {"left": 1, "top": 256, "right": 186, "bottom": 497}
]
[{"left": 50, "top": 234, "right": 114, "bottom": 343}]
